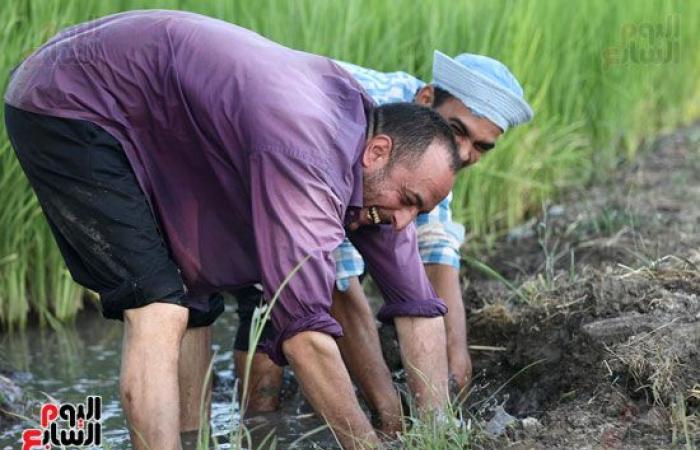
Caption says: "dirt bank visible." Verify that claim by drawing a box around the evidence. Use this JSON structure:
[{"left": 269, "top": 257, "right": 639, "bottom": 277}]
[{"left": 462, "top": 124, "right": 700, "bottom": 449}]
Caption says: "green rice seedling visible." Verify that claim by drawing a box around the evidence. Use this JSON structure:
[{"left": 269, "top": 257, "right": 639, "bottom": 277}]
[
  {"left": 462, "top": 255, "right": 528, "bottom": 303},
  {"left": 390, "top": 366, "right": 479, "bottom": 450},
  {"left": 122, "top": 258, "right": 312, "bottom": 450},
  {"left": 1, "top": 0, "right": 699, "bottom": 329},
  {"left": 395, "top": 410, "right": 478, "bottom": 450},
  {"left": 195, "top": 256, "right": 309, "bottom": 450}
]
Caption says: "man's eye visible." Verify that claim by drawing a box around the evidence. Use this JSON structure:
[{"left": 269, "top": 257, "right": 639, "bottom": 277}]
[
  {"left": 477, "top": 144, "right": 494, "bottom": 153},
  {"left": 450, "top": 121, "right": 468, "bottom": 137}
]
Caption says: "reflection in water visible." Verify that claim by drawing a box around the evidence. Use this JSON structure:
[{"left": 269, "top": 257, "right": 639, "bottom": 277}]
[
  {"left": 1, "top": 332, "right": 30, "bottom": 371},
  {"left": 53, "top": 326, "right": 82, "bottom": 379},
  {"left": 0, "top": 305, "right": 337, "bottom": 449}
]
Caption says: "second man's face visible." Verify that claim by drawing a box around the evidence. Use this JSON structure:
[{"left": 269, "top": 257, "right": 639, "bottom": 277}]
[
  {"left": 415, "top": 87, "right": 503, "bottom": 168},
  {"left": 433, "top": 97, "right": 503, "bottom": 167}
]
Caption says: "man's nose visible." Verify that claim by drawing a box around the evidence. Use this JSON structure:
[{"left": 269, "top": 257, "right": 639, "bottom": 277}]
[
  {"left": 470, "top": 148, "right": 482, "bottom": 164},
  {"left": 458, "top": 139, "right": 478, "bottom": 167},
  {"left": 393, "top": 208, "right": 418, "bottom": 231}
]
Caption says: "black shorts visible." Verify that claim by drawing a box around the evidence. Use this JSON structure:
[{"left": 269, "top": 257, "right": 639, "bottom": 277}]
[
  {"left": 4, "top": 104, "right": 223, "bottom": 327},
  {"left": 233, "top": 285, "right": 276, "bottom": 352}
]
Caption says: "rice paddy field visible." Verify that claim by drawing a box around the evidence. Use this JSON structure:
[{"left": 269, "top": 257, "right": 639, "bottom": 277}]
[
  {"left": 0, "top": 1, "right": 699, "bottom": 449},
  {"left": 1, "top": 0, "right": 698, "bottom": 328}
]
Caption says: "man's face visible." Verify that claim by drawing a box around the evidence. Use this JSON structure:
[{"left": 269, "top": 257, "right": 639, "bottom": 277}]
[
  {"left": 416, "top": 87, "right": 503, "bottom": 167},
  {"left": 351, "top": 137, "right": 454, "bottom": 231}
]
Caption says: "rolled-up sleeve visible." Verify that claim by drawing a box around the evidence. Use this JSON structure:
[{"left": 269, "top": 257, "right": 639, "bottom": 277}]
[
  {"left": 249, "top": 149, "right": 345, "bottom": 365},
  {"left": 348, "top": 223, "right": 447, "bottom": 322}
]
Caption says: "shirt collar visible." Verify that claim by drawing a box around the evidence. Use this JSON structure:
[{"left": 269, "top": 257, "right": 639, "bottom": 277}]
[{"left": 346, "top": 104, "right": 374, "bottom": 211}]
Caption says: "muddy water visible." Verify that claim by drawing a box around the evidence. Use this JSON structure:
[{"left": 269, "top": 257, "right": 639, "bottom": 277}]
[{"left": 0, "top": 307, "right": 337, "bottom": 449}]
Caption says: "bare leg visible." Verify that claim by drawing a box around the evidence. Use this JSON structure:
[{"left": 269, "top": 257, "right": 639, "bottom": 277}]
[
  {"left": 233, "top": 350, "right": 283, "bottom": 413},
  {"left": 121, "top": 302, "right": 188, "bottom": 450},
  {"left": 424, "top": 264, "right": 472, "bottom": 393},
  {"left": 394, "top": 316, "right": 449, "bottom": 413},
  {"left": 178, "top": 326, "right": 213, "bottom": 432},
  {"left": 283, "top": 331, "right": 380, "bottom": 449},
  {"left": 331, "top": 277, "right": 402, "bottom": 435}
]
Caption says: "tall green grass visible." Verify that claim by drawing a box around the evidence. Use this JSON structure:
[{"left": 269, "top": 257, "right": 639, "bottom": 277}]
[{"left": 1, "top": 0, "right": 699, "bottom": 328}]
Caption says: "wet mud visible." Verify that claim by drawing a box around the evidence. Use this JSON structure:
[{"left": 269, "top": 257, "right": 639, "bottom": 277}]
[{"left": 457, "top": 124, "right": 700, "bottom": 449}]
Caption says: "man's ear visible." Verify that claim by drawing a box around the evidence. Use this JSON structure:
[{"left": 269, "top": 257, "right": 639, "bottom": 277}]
[
  {"left": 414, "top": 85, "right": 434, "bottom": 107},
  {"left": 362, "top": 134, "right": 392, "bottom": 169}
]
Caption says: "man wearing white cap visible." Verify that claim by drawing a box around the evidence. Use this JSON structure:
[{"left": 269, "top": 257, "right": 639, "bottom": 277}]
[{"left": 235, "top": 50, "right": 533, "bottom": 431}]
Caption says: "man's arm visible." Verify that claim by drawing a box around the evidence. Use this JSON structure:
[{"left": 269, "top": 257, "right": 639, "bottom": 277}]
[
  {"left": 284, "top": 331, "right": 379, "bottom": 449},
  {"left": 394, "top": 315, "right": 449, "bottom": 412},
  {"left": 424, "top": 263, "right": 472, "bottom": 394},
  {"left": 415, "top": 195, "right": 472, "bottom": 392},
  {"left": 331, "top": 277, "right": 403, "bottom": 435},
  {"left": 248, "top": 150, "right": 379, "bottom": 448},
  {"left": 348, "top": 223, "right": 450, "bottom": 412}
]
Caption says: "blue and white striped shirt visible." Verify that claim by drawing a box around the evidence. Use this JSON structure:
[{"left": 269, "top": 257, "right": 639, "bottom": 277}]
[
  {"left": 331, "top": 61, "right": 463, "bottom": 291},
  {"left": 335, "top": 61, "right": 426, "bottom": 106},
  {"left": 335, "top": 60, "right": 454, "bottom": 228}
]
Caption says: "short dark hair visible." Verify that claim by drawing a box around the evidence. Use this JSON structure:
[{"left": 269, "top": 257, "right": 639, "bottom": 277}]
[
  {"left": 372, "top": 102, "right": 459, "bottom": 172},
  {"left": 432, "top": 86, "right": 456, "bottom": 108}
]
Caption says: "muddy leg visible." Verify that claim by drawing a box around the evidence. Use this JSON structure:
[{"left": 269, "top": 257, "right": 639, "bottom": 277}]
[
  {"left": 234, "top": 350, "right": 283, "bottom": 413},
  {"left": 233, "top": 286, "right": 283, "bottom": 413},
  {"left": 178, "top": 326, "right": 213, "bottom": 432},
  {"left": 424, "top": 264, "right": 472, "bottom": 395},
  {"left": 331, "top": 277, "right": 402, "bottom": 436},
  {"left": 121, "top": 302, "right": 188, "bottom": 450}
]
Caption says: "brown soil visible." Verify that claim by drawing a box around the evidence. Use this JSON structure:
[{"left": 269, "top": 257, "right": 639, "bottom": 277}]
[{"left": 461, "top": 124, "right": 700, "bottom": 449}]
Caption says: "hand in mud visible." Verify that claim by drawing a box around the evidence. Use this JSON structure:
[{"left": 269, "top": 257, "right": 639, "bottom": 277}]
[
  {"left": 448, "top": 349, "right": 473, "bottom": 399},
  {"left": 464, "top": 350, "right": 473, "bottom": 389},
  {"left": 371, "top": 387, "right": 408, "bottom": 440},
  {"left": 371, "top": 407, "right": 403, "bottom": 440},
  {"left": 449, "top": 350, "right": 473, "bottom": 404}
]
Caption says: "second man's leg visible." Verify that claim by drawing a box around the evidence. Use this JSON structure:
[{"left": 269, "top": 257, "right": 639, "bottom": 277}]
[
  {"left": 233, "top": 350, "right": 283, "bottom": 412},
  {"left": 178, "top": 325, "right": 213, "bottom": 432},
  {"left": 233, "top": 287, "right": 283, "bottom": 413}
]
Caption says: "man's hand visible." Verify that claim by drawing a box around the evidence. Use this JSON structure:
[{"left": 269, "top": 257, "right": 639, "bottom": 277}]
[{"left": 283, "top": 331, "right": 381, "bottom": 449}]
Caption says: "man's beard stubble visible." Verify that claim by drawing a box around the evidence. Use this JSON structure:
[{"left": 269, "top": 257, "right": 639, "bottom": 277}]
[{"left": 361, "top": 165, "right": 388, "bottom": 208}]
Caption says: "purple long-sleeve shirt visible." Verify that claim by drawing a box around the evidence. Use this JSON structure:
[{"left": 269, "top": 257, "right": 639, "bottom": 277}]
[{"left": 5, "top": 10, "right": 447, "bottom": 364}]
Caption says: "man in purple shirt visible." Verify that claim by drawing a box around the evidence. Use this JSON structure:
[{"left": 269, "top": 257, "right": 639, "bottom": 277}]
[{"left": 4, "top": 10, "right": 460, "bottom": 449}]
